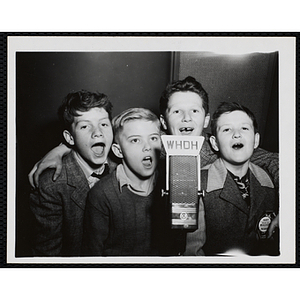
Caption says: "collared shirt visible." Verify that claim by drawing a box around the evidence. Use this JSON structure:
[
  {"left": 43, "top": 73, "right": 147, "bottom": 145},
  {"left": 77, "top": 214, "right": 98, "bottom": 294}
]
[
  {"left": 73, "top": 151, "right": 109, "bottom": 188},
  {"left": 116, "top": 164, "right": 157, "bottom": 197}
]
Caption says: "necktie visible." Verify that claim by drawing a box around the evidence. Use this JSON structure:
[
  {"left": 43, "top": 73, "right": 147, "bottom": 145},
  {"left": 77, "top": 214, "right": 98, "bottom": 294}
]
[
  {"left": 231, "top": 173, "right": 250, "bottom": 207},
  {"left": 91, "top": 164, "right": 110, "bottom": 179}
]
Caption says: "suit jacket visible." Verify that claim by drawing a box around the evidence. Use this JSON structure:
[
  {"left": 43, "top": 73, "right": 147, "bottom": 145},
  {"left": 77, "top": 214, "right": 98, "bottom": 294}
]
[
  {"left": 30, "top": 151, "right": 116, "bottom": 256},
  {"left": 185, "top": 159, "right": 279, "bottom": 256}
]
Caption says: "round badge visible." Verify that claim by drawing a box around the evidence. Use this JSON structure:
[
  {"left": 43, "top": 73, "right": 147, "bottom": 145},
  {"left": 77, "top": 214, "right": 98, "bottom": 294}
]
[
  {"left": 258, "top": 216, "right": 272, "bottom": 233},
  {"left": 180, "top": 212, "right": 188, "bottom": 220},
  {"left": 257, "top": 212, "right": 276, "bottom": 240}
]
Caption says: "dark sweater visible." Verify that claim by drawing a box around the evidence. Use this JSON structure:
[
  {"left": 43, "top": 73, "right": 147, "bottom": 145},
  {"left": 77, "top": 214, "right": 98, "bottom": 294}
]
[{"left": 82, "top": 171, "right": 160, "bottom": 256}]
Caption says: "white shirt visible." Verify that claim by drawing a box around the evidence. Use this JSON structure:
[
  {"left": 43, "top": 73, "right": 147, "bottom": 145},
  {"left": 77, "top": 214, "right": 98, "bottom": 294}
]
[{"left": 73, "top": 151, "right": 108, "bottom": 188}]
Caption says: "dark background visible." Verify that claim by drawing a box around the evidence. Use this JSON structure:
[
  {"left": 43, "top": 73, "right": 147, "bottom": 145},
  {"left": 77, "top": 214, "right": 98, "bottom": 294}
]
[{"left": 16, "top": 51, "right": 278, "bottom": 256}]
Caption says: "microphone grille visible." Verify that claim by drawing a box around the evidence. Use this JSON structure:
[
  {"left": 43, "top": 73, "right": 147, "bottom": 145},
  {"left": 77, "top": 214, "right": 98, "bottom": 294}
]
[{"left": 169, "top": 155, "right": 198, "bottom": 204}]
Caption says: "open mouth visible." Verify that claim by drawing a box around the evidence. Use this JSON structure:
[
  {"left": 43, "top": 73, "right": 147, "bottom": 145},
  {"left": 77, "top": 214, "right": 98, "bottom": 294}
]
[
  {"left": 232, "top": 143, "right": 244, "bottom": 150},
  {"left": 91, "top": 142, "right": 105, "bottom": 156},
  {"left": 179, "top": 127, "right": 194, "bottom": 134},
  {"left": 142, "top": 156, "right": 153, "bottom": 167}
]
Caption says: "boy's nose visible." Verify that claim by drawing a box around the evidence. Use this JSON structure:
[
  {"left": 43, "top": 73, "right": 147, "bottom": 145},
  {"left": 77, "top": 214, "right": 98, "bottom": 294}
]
[
  {"left": 233, "top": 130, "right": 241, "bottom": 138},
  {"left": 143, "top": 141, "right": 151, "bottom": 151},
  {"left": 92, "top": 127, "right": 103, "bottom": 138},
  {"left": 182, "top": 112, "right": 191, "bottom": 122}
]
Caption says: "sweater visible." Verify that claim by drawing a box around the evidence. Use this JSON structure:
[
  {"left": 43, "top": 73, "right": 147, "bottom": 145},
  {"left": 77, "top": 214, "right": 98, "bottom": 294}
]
[{"left": 82, "top": 171, "right": 161, "bottom": 256}]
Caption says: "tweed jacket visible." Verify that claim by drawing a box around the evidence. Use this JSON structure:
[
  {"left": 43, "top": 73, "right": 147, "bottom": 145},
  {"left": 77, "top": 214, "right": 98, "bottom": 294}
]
[
  {"left": 185, "top": 159, "right": 279, "bottom": 256},
  {"left": 30, "top": 151, "right": 116, "bottom": 256}
]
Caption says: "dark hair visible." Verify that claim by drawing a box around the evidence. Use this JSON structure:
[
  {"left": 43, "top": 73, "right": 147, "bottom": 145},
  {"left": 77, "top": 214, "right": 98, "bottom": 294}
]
[
  {"left": 159, "top": 76, "right": 209, "bottom": 116},
  {"left": 210, "top": 102, "right": 258, "bottom": 136},
  {"left": 58, "top": 90, "right": 113, "bottom": 131},
  {"left": 112, "top": 107, "right": 160, "bottom": 143}
]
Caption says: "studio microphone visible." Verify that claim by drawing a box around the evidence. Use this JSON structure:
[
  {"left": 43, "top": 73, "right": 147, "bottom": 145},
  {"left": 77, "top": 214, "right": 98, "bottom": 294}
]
[{"left": 161, "top": 135, "right": 205, "bottom": 230}]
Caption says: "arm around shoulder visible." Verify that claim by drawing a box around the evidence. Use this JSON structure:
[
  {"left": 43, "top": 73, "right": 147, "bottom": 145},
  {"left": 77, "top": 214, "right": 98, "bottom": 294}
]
[
  {"left": 28, "top": 143, "right": 71, "bottom": 189},
  {"left": 250, "top": 147, "right": 279, "bottom": 190}
]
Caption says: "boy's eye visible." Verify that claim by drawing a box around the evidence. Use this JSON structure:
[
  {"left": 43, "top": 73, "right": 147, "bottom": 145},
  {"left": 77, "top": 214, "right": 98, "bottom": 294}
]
[
  {"left": 242, "top": 127, "right": 249, "bottom": 130},
  {"left": 151, "top": 136, "right": 158, "bottom": 141},
  {"left": 101, "top": 123, "right": 109, "bottom": 127},
  {"left": 130, "top": 138, "right": 140, "bottom": 143},
  {"left": 223, "top": 128, "right": 230, "bottom": 132},
  {"left": 173, "top": 110, "right": 180, "bottom": 114},
  {"left": 80, "top": 125, "right": 89, "bottom": 130},
  {"left": 192, "top": 109, "right": 199, "bottom": 113}
]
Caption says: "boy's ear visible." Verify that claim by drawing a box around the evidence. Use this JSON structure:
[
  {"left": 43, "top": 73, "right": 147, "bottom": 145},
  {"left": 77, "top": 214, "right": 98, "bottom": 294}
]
[
  {"left": 209, "top": 135, "right": 219, "bottom": 152},
  {"left": 254, "top": 132, "right": 260, "bottom": 149},
  {"left": 159, "top": 114, "right": 168, "bottom": 131},
  {"left": 112, "top": 143, "right": 124, "bottom": 159},
  {"left": 203, "top": 113, "right": 210, "bottom": 129},
  {"left": 63, "top": 130, "right": 75, "bottom": 146}
]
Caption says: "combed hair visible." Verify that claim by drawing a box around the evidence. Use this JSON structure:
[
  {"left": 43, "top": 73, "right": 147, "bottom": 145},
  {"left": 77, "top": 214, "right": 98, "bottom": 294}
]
[
  {"left": 112, "top": 107, "right": 160, "bottom": 142},
  {"left": 210, "top": 102, "right": 259, "bottom": 136},
  {"left": 159, "top": 76, "right": 209, "bottom": 116},
  {"left": 57, "top": 90, "right": 113, "bottom": 131}
]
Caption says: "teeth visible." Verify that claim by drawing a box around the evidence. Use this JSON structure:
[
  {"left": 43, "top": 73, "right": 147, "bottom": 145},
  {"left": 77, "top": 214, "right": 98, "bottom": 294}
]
[
  {"left": 179, "top": 127, "right": 193, "bottom": 132},
  {"left": 232, "top": 143, "right": 243, "bottom": 149}
]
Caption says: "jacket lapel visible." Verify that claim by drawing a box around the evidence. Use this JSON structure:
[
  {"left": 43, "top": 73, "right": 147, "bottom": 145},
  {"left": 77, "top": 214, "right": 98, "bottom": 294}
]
[
  {"left": 206, "top": 159, "right": 249, "bottom": 215},
  {"left": 64, "top": 152, "right": 119, "bottom": 210},
  {"left": 219, "top": 175, "right": 249, "bottom": 215},
  {"left": 65, "top": 152, "right": 90, "bottom": 210}
]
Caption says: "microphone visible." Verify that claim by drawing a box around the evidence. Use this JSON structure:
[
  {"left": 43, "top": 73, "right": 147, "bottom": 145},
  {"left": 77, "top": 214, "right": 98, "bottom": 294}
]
[{"left": 161, "top": 135, "right": 205, "bottom": 230}]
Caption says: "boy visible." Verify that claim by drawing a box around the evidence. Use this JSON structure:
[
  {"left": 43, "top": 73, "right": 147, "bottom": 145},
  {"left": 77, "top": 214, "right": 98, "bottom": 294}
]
[
  {"left": 81, "top": 108, "right": 162, "bottom": 256},
  {"left": 30, "top": 90, "right": 115, "bottom": 256},
  {"left": 185, "top": 102, "right": 279, "bottom": 256}
]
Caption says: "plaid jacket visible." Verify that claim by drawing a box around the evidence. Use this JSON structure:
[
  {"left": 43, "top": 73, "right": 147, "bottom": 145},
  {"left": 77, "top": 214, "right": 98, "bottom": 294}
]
[{"left": 30, "top": 151, "right": 116, "bottom": 256}]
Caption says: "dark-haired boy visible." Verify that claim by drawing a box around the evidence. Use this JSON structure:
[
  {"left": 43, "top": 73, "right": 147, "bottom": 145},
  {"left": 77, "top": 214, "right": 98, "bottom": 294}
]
[
  {"left": 30, "top": 90, "right": 115, "bottom": 256},
  {"left": 185, "top": 102, "right": 279, "bottom": 256}
]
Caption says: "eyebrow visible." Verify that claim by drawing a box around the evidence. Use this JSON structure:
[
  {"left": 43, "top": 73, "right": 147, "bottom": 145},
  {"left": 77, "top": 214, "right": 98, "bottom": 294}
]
[
  {"left": 127, "top": 134, "right": 141, "bottom": 138},
  {"left": 218, "top": 122, "right": 253, "bottom": 128},
  {"left": 127, "top": 132, "right": 160, "bottom": 138},
  {"left": 74, "top": 117, "right": 110, "bottom": 126}
]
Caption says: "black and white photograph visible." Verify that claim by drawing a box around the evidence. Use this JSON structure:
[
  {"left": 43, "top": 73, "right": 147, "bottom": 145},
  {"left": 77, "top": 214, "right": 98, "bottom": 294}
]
[{"left": 7, "top": 36, "right": 295, "bottom": 265}]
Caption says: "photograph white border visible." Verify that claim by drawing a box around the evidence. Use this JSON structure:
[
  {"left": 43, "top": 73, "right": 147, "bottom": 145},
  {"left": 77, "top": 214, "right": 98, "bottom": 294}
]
[{"left": 7, "top": 35, "right": 296, "bottom": 265}]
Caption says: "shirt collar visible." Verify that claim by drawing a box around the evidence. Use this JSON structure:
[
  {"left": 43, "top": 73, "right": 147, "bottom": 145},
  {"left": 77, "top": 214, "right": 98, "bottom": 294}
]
[
  {"left": 73, "top": 151, "right": 108, "bottom": 180},
  {"left": 228, "top": 169, "right": 250, "bottom": 182},
  {"left": 116, "top": 164, "right": 157, "bottom": 196},
  {"left": 205, "top": 158, "right": 274, "bottom": 192}
]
